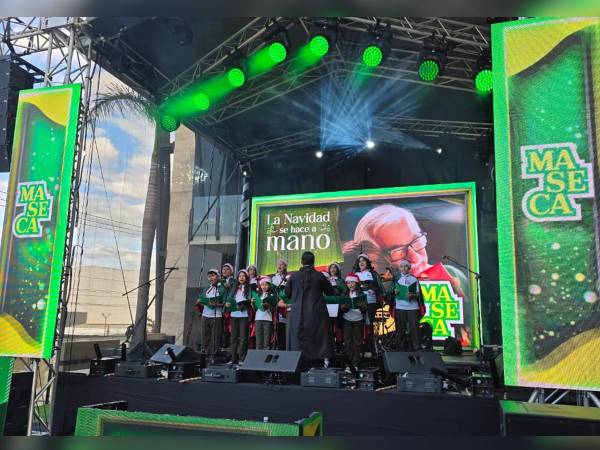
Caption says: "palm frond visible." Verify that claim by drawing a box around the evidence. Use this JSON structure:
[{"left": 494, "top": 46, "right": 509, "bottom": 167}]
[{"left": 90, "top": 83, "right": 158, "bottom": 123}]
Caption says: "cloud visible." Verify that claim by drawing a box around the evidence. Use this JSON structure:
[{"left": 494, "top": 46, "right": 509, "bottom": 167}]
[{"left": 90, "top": 135, "right": 119, "bottom": 166}]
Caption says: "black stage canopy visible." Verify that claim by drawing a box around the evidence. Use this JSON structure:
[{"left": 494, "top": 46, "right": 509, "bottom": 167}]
[{"left": 81, "top": 17, "right": 494, "bottom": 161}]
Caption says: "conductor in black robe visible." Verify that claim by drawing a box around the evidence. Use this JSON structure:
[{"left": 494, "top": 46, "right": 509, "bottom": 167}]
[{"left": 285, "top": 251, "right": 335, "bottom": 364}]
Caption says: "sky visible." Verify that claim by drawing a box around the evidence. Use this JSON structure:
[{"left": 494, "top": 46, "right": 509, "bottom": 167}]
[{"left": 0, "top": 50, "right": 156, "bottom": 276}]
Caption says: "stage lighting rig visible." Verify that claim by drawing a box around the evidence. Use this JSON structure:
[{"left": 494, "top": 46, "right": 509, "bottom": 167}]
[
  {"left": 417, "top": 33, "right": 453, "bottom": 82},
  {"left": 473, "top": 49, "right": 493, "bottom": 93},
  {"left": 240, "top": 162, "right": 252, "bottom": 177},
  {"left": 361, "top": 22, "right": 392, "bottom": 68},
  {"left": 159, "top": 113, "right": 180, "bottom": 132},
  {"left": 226, "top": 50, "right": 249, "bottom": 88},
  {"left": 308, "top": 18, "right": 339, "bottom": 57},
  {"left": 263, "top": 20, "right": 291, "bottom": 63}
]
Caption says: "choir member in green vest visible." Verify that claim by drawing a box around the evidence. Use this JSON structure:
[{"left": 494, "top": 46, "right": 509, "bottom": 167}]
[
  {"left": 254, "top": 276, "right": 277, "bottom": 350},
  {"left": 393, "top": 260, "right": 421, "bottom": 351},
  {"left": 340, "top": 273, "right": 367, "bottom": 371},
  {"left": 197, "top": 269, "right": 225, "bottom": 362}
]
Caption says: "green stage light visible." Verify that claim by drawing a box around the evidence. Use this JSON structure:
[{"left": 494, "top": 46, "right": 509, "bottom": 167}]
[
  {"left": 159, "top": 114, "right": 180, "bottom": 132},
  {"left": 474, "top": 68, "right": 493, "bottom": 93},
  {"left": 193, "top": 92, "right": 210, "bottom": 110},
  {"left": 309, "top": 35, "right": 330, "bottom": 57},
  {"left": 418, "top": 59, "right": 441, "bottom": 81},
  {"left": 268, "top": 42, "right": 287, "bottom": 63},
  {"left": 362, "top": 45, "right": 383, "bottom": 67},
  {"left": 227, "top": 68, "right": 246, "bottom": 87}
]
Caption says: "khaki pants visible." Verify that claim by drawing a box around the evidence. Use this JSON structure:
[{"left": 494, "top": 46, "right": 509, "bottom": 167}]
[{"left": 255, "top": 320, "right": 273, "bottom": 350}]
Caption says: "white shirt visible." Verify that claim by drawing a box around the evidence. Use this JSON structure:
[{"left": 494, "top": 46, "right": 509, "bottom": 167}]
[
  {"left": 357, "top": 270, "right": 376, "bottom": 304},
  {"left": 202, "top": 285, "right": 223, "bottom": 318},
  {"left": 230, "top": 287, "right": 249, "bottom": 318},
  {"left": 255, "top": 292, "right": 273, "bottom": 322},
  {"left": 395, "top": 274, "right": 420, "bottom": 311},
  {"left": 343, "top": 290, "right": 363, "bottom": 322}
]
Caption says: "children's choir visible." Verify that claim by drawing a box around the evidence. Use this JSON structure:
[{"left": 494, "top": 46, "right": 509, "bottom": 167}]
[{"left": 194, "top": 254, "right": 424, "bottom": 369}]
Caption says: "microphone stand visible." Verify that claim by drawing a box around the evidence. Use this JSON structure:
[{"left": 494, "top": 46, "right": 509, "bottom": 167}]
[
  {"left": 441, "top": 255, "right": 497, "bottom": 349},
  {"left": 125, "top": 266, "right": 179, "bottom": 361}
]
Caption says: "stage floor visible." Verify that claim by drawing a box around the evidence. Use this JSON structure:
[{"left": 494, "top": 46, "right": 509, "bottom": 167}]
[{"left": 53, "top": 372, "right": 501, "bottom": 436}]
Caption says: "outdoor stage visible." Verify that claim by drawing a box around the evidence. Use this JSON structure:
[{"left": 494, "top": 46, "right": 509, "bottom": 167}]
[{"left": 52, "top": 371, "right": 501, "bottom": 436}]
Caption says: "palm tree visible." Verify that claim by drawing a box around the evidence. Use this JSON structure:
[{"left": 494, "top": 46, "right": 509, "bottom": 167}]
[{"left": 90, "top": 83, "right": 165, "bottom": 353}]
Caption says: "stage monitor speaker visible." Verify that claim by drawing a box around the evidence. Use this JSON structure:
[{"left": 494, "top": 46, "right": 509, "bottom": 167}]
[
  {"left": 4, "top": 371, "right": 32, "bottom": 436},
  {"left": 383, "top": 351, "right": 446, "bottom": 375},
  {"left": 241, "top": 350, "right": 302, "bottom": 373},
  {"left": 0, "top": 58, "right": 35, "bottom": 172},
  {"left": 149, "top": 344, "right": 201, "bottom": 365},
  {"left": 500, "top": 400, "right": 600, "bottom": 436}
]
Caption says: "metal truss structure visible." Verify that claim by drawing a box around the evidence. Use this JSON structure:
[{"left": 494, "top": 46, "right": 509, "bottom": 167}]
[
  {"left": 1, "top": 16, "right": 96, "bottom": 435},
  {"left": 236, "top": 116, "right": 493, "bottom": 160},
  {"left": 529, "top": 388, "right": 600, "bottom": 408},
  {"left": 158, "top": 17, "right": 490, "bottom": 128}
]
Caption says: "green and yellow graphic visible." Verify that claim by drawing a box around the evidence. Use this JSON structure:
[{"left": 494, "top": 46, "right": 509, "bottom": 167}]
[
  {"left": 0, "top": 358, "right": 14, "bottom": 435},
  {"left": 493, "top": 18, "right": 600, "bottom": 389},
  {"left": 0, "top": 84, "right": 81, "bottom": 358},
  {"left": 420, "top": 281, "right": 464, "bottom": 340}
]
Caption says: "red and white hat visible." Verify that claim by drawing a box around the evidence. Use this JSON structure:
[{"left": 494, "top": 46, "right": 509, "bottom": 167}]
[
  {"left": 237, "top": 269, "right": 249, "bottom": 277},
  {"left": 357, "top": 253, "right": 370, "bottom": 261},
  {"left": 259, "top": 276, "right": 272, "bottom": 284},
  {"left": 345, "top": 273, "right": 360, "bottom": 283}
]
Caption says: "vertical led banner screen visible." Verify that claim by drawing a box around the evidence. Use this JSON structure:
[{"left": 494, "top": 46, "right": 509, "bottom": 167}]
[
  {"left": 0, "top": 84, "right": 81, "bottom": 358},
  {"left": 249, "top": 183, "right": 480, "bottom": 348},
  {"left": 493, "top": 18, "right": 600, "bottom": 389}
]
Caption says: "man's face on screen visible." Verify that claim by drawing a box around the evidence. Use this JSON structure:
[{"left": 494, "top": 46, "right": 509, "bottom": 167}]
[{"left": 376, "top": 220, "right": 428, "bottom": 275}]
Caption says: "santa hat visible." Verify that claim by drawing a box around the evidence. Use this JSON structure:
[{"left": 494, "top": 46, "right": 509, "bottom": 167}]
[
  {"left": 345, "top": 273, "right": 360, "bottom": 283},
  {"left": 207, "top": 268, "right": 220, "bottom": 276},
  {"left": 357, "top": 253, "right": 370, "bottom": 261},
  {"left": 237, "top": 269, "right": 249, "bottom": 278},
  {"left": 259, "top": 276, "right": 272, "bottom": 284},
  {"left": 222, "top": 263, "right": 234, "bottom": 272}
]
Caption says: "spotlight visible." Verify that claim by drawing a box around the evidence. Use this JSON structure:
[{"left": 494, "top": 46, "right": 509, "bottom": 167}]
[
  {"left": 240, "top": 162, "right": 252, "bottom": 177},
  {"left": 308, "top": 18, "right": 338, "bottom": 57},
  {"left": 315, "top": 150, "right": 323, "bottom": 158},
  {"left": 263, "top": 21, "right": 290, "bottom": 64},
  {"left": 227, "top": 67, "right": 246, "bottom": 87},
  {"left": 366, "top": 140, "right": 376, "bottom": 149},
  {"left": 361, "top": 22, "right": 392, "bottom": 68},
  {"left": 473, "top": 49, "right": 493, "bottom": 93},
  {"left": 417, "top": 33, "right": 452, "bottom": 82},
  {"left": 193, "top": 92, "right": 210, "bottom": 111},
  {"left": 268, "top": 42, "right": 287, "bottom": 63},
  {"left": 159, "top": 114, "right": 180, "bottom": 132},
  {"left": 435, "top": 147, "right": 443, "bottom": 154}
]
